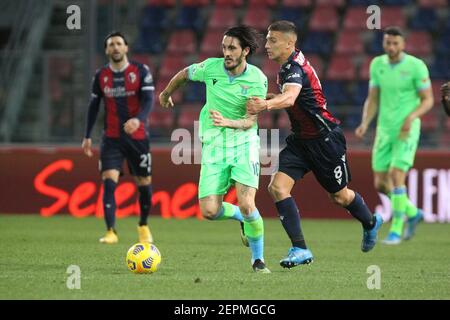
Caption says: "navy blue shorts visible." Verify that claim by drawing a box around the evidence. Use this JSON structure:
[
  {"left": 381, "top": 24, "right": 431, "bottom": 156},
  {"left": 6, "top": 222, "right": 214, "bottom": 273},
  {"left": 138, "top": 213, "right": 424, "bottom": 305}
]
[
  {"left": 277, "top": 127, "right": 351, "bottom": 194},
  {"left": 100, "top": 136, "right": 151, "bottom": 177}
]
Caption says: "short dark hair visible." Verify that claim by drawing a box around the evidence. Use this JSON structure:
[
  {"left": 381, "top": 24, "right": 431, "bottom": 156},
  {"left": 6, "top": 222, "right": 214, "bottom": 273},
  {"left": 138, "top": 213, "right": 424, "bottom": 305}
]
[
  {"left": 104, "top": 31, "right": 128, "bottom": 48},
  {"left": 268, "top": 20, "right": 297, "bottom": 36},
  {"left": 384, "top": 26, "right": 404, "bottom": 38},
  {"left": 223, "top": 25, "right": 262, "bottom": 56}
]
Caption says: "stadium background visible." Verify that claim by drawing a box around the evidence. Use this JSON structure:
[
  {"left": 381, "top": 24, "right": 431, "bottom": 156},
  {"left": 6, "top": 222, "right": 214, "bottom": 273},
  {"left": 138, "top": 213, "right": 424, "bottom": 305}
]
[{"left": 0, "top": 0, "right": 448, "bottom": 222}]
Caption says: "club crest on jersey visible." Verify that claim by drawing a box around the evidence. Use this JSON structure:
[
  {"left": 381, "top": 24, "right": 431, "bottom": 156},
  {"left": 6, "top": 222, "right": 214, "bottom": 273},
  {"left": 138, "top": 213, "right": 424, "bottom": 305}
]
[
  {"left": 128, "top": 72, "right": 136, "bottom": 83},
  {"left": 400, "top": 70, "right": 410, "bottom": 78},
  {"left": 103, "top": 76, "right": 108, "bottom": 83},
  {"left": 240, "top": 85, "right": 251, "bottom": 95}
]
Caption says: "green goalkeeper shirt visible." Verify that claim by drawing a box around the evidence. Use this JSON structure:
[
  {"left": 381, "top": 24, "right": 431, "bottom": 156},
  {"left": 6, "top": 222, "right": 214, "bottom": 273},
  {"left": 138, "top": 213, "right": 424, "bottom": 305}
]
[
  {"left": 187, "top": 58, "right": 268, "bottom": 147},
  {"left": 369, "top": 53, "right": 431, "bottom": 136}
]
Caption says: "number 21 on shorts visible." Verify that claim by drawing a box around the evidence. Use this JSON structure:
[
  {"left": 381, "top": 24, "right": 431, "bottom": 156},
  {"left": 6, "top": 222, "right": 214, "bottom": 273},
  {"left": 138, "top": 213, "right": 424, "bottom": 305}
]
[{"left": 140, "top": 153, "right": 151, "bottom": 173}]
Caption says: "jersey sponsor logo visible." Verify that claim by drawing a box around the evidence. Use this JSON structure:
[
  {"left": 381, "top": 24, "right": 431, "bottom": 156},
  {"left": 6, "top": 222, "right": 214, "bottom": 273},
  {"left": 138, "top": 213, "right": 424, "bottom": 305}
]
[
  {"left": 128, "top": 72, "right": 136, "bottom": 83},
  {"left": 286, "top": 73, "right": 301, "bottom": 80},
  {"left": 103, "top": 85, "right": 136, "bottom": 98},
  {"left": 113, "top": 77, "right": 124, "bottom": 82}
]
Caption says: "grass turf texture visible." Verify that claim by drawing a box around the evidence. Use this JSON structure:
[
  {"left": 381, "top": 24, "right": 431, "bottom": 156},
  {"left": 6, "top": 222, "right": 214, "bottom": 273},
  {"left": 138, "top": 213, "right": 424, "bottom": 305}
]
[{"left": 0, "top": 215, "right": 449, "bottom": 299}]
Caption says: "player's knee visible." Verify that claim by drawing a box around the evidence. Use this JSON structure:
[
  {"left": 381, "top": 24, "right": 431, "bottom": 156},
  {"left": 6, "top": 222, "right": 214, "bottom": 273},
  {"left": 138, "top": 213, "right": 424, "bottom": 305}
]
[
  {"left": 268, "top": 182, "right": 289, "bottom": 201},
  {"left": 238, "top": 202, "right": 256, "bottom": 216},
  {"left": 389, "top": 170, "right": 406, "bottom": 187},
  {"left": 102, "top": 169, "right": 119, "bottom": 183},
  {"left": 329, "top": 190, "right": 352, "bottom": 207},
  {"left": 136, "top": 176, "right": 152, "bottom": 186},
  {"left": 200, "top": 205, "right": 220, "bottom": 220},
  {"left": 374, "top": 181, "right": 388, "bottom": 195},
  {"left": 201, "top": 209, "right": 217, "bottom": 220}
]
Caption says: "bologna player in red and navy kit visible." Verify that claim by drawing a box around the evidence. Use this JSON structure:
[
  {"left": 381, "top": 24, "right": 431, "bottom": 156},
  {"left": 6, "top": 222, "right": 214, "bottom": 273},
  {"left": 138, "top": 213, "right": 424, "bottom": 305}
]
[
  {"left": 247, "top": 21, "right": 383, "bottom": 268},
  {"left": 82, "top": 32, "right": 155, "bottom": 244}
]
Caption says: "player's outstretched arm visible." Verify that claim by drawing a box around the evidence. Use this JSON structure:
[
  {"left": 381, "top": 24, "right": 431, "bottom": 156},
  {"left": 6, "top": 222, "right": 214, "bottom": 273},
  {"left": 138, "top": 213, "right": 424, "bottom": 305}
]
[
  {"left": 355, "top": 86, "right": 379, "bottom": 139},
  {"left": 247, "top": 84, "right": 300, "bottom": 115},
  {"left": 209, "top": 110, "right": 257, "bottom": 130},
  {"left": 159, "top": 68, "right": 189, "bottom": 108}
]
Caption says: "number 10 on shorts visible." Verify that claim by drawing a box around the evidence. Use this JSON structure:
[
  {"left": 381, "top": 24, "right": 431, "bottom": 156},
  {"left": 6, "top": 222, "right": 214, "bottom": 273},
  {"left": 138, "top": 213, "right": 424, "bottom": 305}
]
[{"left": 251, "top": 161, "right": 260, "bottom": 176}]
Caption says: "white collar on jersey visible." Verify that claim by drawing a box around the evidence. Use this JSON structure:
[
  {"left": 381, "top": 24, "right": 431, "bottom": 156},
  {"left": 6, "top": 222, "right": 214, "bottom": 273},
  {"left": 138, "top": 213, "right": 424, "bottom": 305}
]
[{"left": 109, "top": 62, "right": 129, "bottom": 73}]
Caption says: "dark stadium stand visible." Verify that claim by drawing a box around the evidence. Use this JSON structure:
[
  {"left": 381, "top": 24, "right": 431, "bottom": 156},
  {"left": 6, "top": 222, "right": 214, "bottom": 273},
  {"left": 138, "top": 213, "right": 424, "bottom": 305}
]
[
  {"left": 309, "top": 6, "right": 339, "bottom": 32},
  {"left": 44, "top": 0, "right": 449, "bottom": 147}
]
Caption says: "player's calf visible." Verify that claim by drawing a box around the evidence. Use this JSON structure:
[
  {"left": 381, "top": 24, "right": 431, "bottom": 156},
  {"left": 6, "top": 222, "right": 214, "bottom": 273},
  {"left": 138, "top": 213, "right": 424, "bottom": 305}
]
[{"left": 335, "top": 189, "right": 377, "bottom": 231}]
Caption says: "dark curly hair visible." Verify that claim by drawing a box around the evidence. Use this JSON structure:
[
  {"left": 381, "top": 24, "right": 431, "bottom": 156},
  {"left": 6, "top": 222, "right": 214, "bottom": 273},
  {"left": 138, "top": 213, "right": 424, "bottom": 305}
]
[{"left": 223, "top": 25, "right": 262, "bottom": 56}]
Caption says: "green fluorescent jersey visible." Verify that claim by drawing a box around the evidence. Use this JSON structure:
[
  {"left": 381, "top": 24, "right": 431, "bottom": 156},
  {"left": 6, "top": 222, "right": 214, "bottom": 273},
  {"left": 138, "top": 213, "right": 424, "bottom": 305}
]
[
  {"left": 369, "top": 53, "right": 431, "bottom": 135},
  {"left": 187, "top": 58, "right": 268, "bottom": 146}
]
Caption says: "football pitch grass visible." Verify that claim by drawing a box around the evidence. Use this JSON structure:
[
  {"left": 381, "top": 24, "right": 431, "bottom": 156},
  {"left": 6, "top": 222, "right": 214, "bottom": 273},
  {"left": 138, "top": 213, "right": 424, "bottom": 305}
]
[{"left": 1, "top": 215, "right": 449, "bottom": 300}]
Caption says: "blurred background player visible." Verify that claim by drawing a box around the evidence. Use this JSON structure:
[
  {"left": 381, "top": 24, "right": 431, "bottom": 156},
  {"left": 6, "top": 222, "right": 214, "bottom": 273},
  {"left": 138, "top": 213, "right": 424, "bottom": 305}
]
[
  {"left": 247, "top": 21, "right": 382, "bottom": 269},
  {"left": 355, "top": 27, "right": 434, "bottom": 245},
  {"left": 82, "top": 32, "right": 155, "bottom": 244},
  {"left": 159, "top": 25, "right": 270, "bottom": 273},
  {"left": 441, "top": 82, "right": 450, "bottom": 116}
]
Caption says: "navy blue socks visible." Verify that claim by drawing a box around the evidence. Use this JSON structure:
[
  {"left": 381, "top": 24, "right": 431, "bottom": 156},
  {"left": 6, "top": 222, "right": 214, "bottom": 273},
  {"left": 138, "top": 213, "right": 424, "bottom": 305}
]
[
  {"left": 344, "top": 192, "right": 374, "bottom": 230},
  {"left": 103, "top": 179, "right": 117, "bottom": 230},
  {"left": 275, "top": 197, "right": 307, "bottom": 249},
  {"left": 138, "top": 185, "right": 152, "bottom": 226}
]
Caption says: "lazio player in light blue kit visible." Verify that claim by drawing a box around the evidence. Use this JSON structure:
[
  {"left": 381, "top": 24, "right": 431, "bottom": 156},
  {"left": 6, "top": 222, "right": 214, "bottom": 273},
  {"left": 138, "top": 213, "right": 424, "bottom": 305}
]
[
  {"left": 355, "top": 27, "right": 434, "bottom": 244},
  {"left": 159, "top": 26, "right": 270, "bottom": 273}
]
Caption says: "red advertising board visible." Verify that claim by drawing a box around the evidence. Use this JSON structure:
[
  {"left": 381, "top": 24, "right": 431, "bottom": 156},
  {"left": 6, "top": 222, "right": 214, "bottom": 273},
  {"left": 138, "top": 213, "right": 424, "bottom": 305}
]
[{"left": 0, "top": 146, "right": 449, "bottom": 222}]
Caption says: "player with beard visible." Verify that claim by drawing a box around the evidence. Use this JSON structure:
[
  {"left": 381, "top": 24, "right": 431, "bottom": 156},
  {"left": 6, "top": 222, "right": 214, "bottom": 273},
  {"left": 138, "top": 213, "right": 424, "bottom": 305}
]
[
  {"left": 82, "top": 31, "right": 155, "bottom": 244},
  {"left": 355, "top": 27, "right": 434, "bottom": 244},
  {"left": 159, "top": 25, "right": 271, "bottom": 273}
]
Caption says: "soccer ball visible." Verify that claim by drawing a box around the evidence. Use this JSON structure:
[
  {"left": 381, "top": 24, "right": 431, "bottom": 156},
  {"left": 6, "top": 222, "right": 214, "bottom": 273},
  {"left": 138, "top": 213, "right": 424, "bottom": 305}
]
[{"left": 126, "top": 243, "right": 161, "bottom": 274}]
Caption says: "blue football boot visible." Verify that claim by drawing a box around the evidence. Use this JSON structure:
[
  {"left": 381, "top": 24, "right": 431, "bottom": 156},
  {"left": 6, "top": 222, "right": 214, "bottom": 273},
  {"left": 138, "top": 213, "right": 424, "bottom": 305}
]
[
  {"left": 404, "top": 209, "right": 423, "bottom": 241},
  {"left": 382, "top": 232, "right": 402, "bottom": 245},
  {"left": 361, "top": 213, "right": 383, "bottom": 252},
  {"left": 280, "top": 247, "right": 314, "bottom": 268}
]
